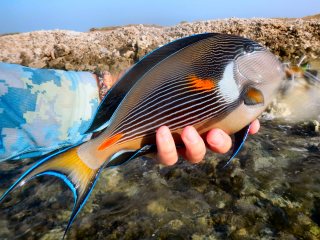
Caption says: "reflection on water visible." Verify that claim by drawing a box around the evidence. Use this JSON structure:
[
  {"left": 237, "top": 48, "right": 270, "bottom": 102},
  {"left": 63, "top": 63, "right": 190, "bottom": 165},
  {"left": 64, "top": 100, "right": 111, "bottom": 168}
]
[{"left": 0, "top": 63, "right": 319, "bottom": 240}]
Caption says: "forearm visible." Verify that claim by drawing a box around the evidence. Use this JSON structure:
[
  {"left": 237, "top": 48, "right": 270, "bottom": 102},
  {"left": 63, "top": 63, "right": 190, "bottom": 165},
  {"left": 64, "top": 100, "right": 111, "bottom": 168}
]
[{"left": 0, "top": 62, "right": 100, "bottom": 160}]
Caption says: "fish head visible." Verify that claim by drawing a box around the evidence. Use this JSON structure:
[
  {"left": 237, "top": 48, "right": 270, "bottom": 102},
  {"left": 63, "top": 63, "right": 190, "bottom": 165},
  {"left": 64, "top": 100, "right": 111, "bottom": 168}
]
[
  {"left": 233, "top": 39, "right": 285, "bottom": 107},
  {"left": 213, "top": 36, "right": 286, "bottom": 133}
]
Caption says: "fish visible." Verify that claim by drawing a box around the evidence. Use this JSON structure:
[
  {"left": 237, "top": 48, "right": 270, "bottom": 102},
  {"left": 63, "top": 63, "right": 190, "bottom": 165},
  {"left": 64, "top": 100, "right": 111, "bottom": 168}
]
[{"left": 0, "top": 33, "right": 285, "bottom": 237}]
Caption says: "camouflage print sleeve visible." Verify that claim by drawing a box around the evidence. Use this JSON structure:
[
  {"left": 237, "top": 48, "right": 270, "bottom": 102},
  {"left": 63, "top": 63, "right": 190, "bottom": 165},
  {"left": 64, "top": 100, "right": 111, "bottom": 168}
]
[{"left": 0, "top": 62, "right": 100, "bottom": 161}]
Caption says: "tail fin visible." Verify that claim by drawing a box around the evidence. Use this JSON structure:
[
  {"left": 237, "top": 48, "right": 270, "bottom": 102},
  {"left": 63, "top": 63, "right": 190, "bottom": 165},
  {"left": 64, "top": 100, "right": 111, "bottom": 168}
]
[{"left": 0, "top": 146, "right": 103, "bottom": 238}]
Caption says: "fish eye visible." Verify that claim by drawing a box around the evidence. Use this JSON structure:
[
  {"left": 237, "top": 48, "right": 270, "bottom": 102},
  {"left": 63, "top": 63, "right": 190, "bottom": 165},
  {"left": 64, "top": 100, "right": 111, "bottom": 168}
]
[{"left": 244, "top": 44, "right": 254, "bottom": 53}]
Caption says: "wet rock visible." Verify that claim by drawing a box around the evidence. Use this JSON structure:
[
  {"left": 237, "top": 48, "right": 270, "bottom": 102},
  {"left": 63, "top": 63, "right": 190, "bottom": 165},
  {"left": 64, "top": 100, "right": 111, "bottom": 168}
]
[
  {"left": 0, "top": 220, "right": 10, "bottom": 238},
  {"left": 231, "top": 228, "right": 248, "bottom": 240},
  {"left": 168, "top": 219, "right": 184, "bottom": 230},
  {"left": 291, "top": 120, "right": 320, "bottom": 136},
  {"left": 309, "top": 226, "right": 320, "bottom": 238},
  {"left": 302, "top": 120, "right": 320, "bottom": 133},
  {"left": 40, "top": 228, "right": 64, "bottom": 240},
  {"left": 312, "top": 120, "right": 320, "bottom": 132},
  {"left": 192, "top": 233, "right": 218, "bottom": 240},
  {"left": 146, "top": 199, "right": 167, "bottom": 215}
]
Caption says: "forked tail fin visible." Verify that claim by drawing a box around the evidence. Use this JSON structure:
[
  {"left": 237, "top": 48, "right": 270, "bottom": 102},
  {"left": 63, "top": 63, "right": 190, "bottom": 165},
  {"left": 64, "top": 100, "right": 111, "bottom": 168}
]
[{"left": 0, "top": 145, "right": 104, "bottom": 238}]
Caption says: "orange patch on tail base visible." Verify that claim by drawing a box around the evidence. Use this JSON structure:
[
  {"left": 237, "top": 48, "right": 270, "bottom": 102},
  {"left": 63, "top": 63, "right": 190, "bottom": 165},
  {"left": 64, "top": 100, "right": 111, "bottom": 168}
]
[
  {"left": 188, "top": 75, "right": 215, "bottom": 91},
  {"left": 98, "top": 133, "right": 123, "bottom": 151}
]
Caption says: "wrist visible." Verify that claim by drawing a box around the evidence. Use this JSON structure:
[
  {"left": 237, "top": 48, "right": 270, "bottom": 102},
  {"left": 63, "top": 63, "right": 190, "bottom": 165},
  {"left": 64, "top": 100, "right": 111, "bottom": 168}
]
[{"left": 93, "top": 71, "right": 114, "bottom": 100}]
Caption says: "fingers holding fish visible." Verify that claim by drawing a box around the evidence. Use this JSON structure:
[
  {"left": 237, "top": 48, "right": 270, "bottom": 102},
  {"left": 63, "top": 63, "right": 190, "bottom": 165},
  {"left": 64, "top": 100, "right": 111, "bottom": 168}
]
[
  {"left": 180, "top": 126, "right": 206, "bottom": 164},
  {"left": 156, "top": 126, "right": 179, "bottom": 165},
  {"left": 249, "top": 119, "right": 260, "bottom": 135},
  {"left": 206, "top": 129, "right": 233, "bottom": 154},
  {"left": 156, "top": 125, "right": 207, "bottom": 165},
  {"left": 206, "top": 119, "right": 259, "bottom": 155},
  {"left": 156, "top": 122, "right": 259, "bottom": 165}
]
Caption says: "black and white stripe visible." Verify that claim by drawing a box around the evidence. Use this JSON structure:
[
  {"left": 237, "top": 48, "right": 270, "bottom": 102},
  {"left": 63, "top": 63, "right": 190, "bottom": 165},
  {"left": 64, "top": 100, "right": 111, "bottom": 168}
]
[{"left": 102, "top": 34, "right": 259, "bottom": 144}]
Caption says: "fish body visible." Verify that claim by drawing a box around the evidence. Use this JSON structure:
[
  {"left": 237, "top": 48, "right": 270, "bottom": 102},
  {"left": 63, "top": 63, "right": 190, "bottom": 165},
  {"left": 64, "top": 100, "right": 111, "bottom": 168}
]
[
  {"left": 80, "top": 33, "right": 284, "bottom": 169},
  {"left": 0, "top": 33, "right": 285, "bottom": 237}
]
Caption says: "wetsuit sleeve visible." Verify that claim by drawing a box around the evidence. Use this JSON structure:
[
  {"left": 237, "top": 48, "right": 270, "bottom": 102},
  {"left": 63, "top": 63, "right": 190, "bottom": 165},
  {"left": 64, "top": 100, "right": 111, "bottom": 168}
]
[{"left": 0, "top": 62, "right": 100, "bottom": 161}]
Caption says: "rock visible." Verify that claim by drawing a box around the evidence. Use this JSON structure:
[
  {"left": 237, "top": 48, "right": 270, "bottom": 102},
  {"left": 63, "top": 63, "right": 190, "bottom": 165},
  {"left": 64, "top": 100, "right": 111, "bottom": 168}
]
[
  {"left": 146, "top": 200, "right": 166, "bottom": 215},
  {"left": 168, "top": 219, "right": 184, "bottom": 230},
  {"left": 309, "top": 226, "right": 320, "bottom": 238},
  {"left": 313, "top": 120, "right": 320, "bottom": 132},
  {"left": 40, "top": 229, "right": 64, "bottom": 240},
  {"left": 0, "top": 220, "right": 10, "bottom": 238},
  {"left": 300, "top": 120, "right": 320, "bottom": 133},
  {"left": 0, "top": 18, "right": 319, "bottom": 74}
]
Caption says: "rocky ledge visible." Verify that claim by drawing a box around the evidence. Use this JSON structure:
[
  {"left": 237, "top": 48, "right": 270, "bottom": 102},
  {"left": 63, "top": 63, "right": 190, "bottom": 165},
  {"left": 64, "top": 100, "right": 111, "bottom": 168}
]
[{"left": 0, "top": 18, "right": 319, "bottom": 74}]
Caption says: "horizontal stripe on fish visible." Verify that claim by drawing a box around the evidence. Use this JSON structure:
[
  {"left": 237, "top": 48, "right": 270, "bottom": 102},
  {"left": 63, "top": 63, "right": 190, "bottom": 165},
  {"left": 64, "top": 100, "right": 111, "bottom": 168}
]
[
  {"left": 114, "top": 86, "right": 221, "bottom": 133},
  {"left": 121, "top": 70, "right": 217, "bottom": 111},
  {"left": 118, "top": 78, "right": 198, "bottom": 119},
  {"left": 117, "top": 100, "right": 233, "bottom": 144},
  {"left": 109, "top": 40, "right": 248, "bottom": 128},
  {"left": 110, "top": 76, "right": 194, "bottom": 124},
  {"left": 111, "top": 88, "right": 222, "bottom": 136},
  {"left": 115, "top": 95, "right": 233, "bottom": 144},
  {"left": 110, "top": 75, "right": 218, "bottom": 131}
]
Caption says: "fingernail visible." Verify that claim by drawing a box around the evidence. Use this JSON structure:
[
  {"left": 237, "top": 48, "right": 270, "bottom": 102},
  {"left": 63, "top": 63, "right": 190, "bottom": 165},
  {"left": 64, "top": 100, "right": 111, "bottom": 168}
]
[
  {"left": 185, "top": 127, "right": 199, "bottom": 144},
  {"left": 208, "top": 130, "right": 224, "bottom": 146},
  {"left": 159, "top": 127, "right": 171, "bottom": 143}
]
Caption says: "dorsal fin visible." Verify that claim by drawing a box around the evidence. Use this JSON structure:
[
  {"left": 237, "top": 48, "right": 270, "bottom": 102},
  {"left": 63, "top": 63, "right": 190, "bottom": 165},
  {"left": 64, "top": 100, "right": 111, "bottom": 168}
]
[{"left": 85, "top": 33, "right": 217, "bottom": 133}]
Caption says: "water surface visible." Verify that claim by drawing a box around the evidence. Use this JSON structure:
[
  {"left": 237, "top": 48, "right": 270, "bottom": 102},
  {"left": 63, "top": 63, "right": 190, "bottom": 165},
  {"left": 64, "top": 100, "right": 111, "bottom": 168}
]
[{"left": 0, "top": 64, "right": 319, "bottom": 240}]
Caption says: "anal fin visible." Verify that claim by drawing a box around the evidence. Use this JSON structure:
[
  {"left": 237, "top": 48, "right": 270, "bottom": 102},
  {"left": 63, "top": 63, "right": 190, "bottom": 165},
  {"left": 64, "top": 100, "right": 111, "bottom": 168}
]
[
  {"left": 106, "top": 144, "right": 157, "bottom": 168},
  {"left": 223, "top": 124, "right": 251, "bottom": 168},
  {"left": 0, "top": 145, "right": 103, "bottom": 239}
]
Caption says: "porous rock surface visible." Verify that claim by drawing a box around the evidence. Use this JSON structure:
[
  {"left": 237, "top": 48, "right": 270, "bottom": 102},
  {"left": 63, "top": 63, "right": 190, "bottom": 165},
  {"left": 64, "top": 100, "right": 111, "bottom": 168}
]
[{"left": 0, "top": 18, "right": 319, "bottom": 73}]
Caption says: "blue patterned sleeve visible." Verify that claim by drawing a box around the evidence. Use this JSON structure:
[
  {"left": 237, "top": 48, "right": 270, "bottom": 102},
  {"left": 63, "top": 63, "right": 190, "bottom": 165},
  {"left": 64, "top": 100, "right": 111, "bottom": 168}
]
[{"left": 0, "top": 62, "right": 100, "bottom": 161}]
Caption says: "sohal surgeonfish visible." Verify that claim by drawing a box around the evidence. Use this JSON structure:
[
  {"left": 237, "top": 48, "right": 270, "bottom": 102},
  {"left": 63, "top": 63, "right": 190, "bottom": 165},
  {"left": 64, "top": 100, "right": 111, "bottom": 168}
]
[{"left": 0, "top": 33, "right": 285, "bottom": 237}]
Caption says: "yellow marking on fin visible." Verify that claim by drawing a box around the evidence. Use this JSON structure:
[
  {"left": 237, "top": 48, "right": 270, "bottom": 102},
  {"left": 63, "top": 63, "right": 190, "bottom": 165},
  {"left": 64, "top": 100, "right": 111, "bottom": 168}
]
[
  {"left": 246, "top": 87, "right": 264, "bottom": 104},
  {"left": 0, "top": 145, "right": 102, "bottom": 237},
  {"left": 98, "top": 133, "right": 123, "bottom": 151},
  {"left": 37, "top": 147, "right": 96, "bottom": 195},
  {"left": 188, "top": 75, "right": 215, "bottom": 91}
]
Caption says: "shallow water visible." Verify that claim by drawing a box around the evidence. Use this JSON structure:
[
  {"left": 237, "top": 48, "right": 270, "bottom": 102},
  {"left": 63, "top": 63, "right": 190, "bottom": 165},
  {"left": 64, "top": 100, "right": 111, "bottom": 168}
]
[{"left": 0, "top": 67, "right": 319, "bottom": 240}]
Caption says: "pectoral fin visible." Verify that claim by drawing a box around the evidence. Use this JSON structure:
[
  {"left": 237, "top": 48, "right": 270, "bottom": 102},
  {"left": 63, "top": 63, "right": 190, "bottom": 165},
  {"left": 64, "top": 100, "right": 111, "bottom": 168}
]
[
  {"left": 243, "top": 87, "right": 264, "bottom": 106},
  {"left": 223, "top": 124, "right": 251, "bottom": 168}
]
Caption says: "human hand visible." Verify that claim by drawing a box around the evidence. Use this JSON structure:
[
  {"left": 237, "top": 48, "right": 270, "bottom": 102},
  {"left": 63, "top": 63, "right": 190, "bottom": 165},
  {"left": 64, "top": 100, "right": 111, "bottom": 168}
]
[{"left": 156, "top": 119, "right": 260, "bottom": 165}]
